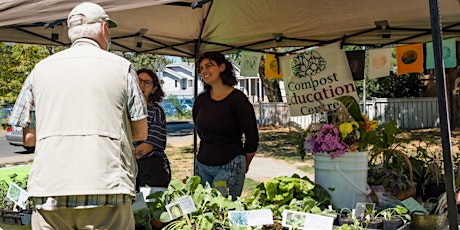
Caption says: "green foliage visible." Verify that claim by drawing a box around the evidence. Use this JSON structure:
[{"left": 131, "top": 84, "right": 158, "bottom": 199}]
[
  {"left": 244, "top": 175, "right": 334, "bottom": 221},
  {"left": 146, "top": 175, "right": 335, "bottom": 230},
  {"left": 117, "top": 52, "right": 172, "bottom": 72},
  {"left": 0, "top": 42, "right": 50, "bottom": 104},
  {"left": 370, "top": 120, "right": 399, "bottom": 151},
  {"left": 147, "top": 176, "right": 245, "bottom": 230},
  {"left": 376, "top": 205, "right": 410, "bottom": 222},
  {"left": 355, "top": 72, "right": 422, "bottom": 99},
  {"left": 0, "top": 173, "right": 29, "bottom": 209},
  {"left": 167, "top": 95, "right": 192, "bottom": 118},
  {"left": 289, "top": 122, "right": 309, "bottom": 160}
]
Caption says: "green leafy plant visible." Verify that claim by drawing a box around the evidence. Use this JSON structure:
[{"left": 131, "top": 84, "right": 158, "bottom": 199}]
[
  {"left": 145, "top": 176, "right": 244, "bottom": 230},
  {"left": 244, "top": 175, "right": 336, "bottom": 228},
  {"left": 0, "top": 173, "right": 30, "bottom": 210},
  {"left": 376, "top": 205, "right": 410, "bottom": 221}
]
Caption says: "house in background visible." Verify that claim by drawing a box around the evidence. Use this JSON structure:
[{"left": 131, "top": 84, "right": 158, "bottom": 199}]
[{"left": 159, "top": 62, "right": 267, "bottom": 104}]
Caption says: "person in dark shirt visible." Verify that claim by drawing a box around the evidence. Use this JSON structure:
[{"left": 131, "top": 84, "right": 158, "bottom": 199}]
[
  {"left": 134, "top": 68, "right": 171, "bottom": 190},
  {"left": 193, "top": 52, "right": 259, "bottom": 200}
]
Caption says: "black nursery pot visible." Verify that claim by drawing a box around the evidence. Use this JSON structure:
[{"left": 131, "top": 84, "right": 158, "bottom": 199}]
[
  {"left": 361, "top": 218, "right": 382, "bottom": 229},
  {"left": 382, "top": 218, "right": 403, "bottom": 230}
]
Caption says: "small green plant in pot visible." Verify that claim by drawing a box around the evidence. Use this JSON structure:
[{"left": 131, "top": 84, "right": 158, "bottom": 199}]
[{"left": 376, "top": 205, "right": 410, "bottom": 230}]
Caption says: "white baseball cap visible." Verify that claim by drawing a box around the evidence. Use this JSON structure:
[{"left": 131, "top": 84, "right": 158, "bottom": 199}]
[{"left": 67, "top": 2, "right": 117, "bottom": 29}]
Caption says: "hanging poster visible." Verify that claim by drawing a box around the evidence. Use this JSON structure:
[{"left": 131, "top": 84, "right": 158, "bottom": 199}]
[
  {"left": 240, "top": 51, "right": 262, "bottom": 76},
  {"left": 280, "top": 43, "right": 358, "bottom": 116},
  {"left": 426, "top": 37, "right": 457, "bottom": 69},
  {"left": 368, "top": 48, "right": 393, "bottom": 79},
  {"left": 345, "top": 50, "right": 365, "bottom": 81},
  {"left": 265, "top": 53, "right": 283, "bottom": 79},
  {"left": 396, "top": 43, "right": 424, "bottom": 75}
]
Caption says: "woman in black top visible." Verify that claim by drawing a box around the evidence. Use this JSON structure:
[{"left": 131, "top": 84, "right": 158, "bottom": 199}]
[
  {"left": 134, "top": 68, "right": 171, "bottom": 191},
  {"left": 193, "top": 52, "right": 259, "bottom": 200}
]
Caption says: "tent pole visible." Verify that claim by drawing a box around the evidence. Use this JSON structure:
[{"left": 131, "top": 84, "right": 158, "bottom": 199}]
[
  {"left": 193, "top": 0, "right": 214, "bottom": 175},
  {"left": 362, "top": 46, "right": 367, "bottom": 115},
  {"left": 428, "top": 0, "right": 458, "bottom": 228}
]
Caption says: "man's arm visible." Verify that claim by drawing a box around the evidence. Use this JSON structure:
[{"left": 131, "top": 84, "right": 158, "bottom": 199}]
[
  {"left": 23, "top": 126, "right": 36, "bottom": 147},
  {"left": 130, "top": 118, "right": 147, "bottom": 141}
]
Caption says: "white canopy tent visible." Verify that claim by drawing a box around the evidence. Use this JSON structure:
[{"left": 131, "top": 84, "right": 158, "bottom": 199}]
[
  {"left": 1, "top": 0, "right": 460, "bottom": 57},
  {"left": 1, "top": 0, "right": 459, "bottom": 228}
]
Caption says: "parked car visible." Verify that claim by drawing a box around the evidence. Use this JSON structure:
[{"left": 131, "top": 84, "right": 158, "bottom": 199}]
[
  {"left": 0, "top": 107, "right": 12, "bottom": 129},
  {"left": 1, "top": 106, "right": 35, "bottom": 153}
]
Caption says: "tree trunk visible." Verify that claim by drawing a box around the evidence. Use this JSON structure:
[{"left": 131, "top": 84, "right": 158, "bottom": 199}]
[{"left": 258, "top": 55, "right": 283, "bottom": 102}]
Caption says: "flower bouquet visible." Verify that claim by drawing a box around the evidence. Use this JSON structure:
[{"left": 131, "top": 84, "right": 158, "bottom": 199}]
[{"left": 300, "top": 95, "right": 398, "bottom": 159}]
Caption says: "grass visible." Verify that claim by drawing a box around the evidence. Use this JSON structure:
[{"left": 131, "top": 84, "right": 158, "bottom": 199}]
[{"left": 0, "top": 165, "right": 30, "bottom": 182}]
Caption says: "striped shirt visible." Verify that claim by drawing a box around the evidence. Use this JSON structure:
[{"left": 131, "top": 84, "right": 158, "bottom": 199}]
[
  {"left": 32, "top": 194, "right": 132, "bottom": 210},
  {"left": 134, "top": 103, "right": 167, "bottom": 153}
]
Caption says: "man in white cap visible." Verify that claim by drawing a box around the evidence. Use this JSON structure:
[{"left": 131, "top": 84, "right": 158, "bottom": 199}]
[{"left": 9, "top": 2, "right": 147, "bottom": 229}]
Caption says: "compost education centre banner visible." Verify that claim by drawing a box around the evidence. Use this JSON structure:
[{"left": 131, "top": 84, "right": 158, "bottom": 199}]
[{"left": 280, "top": 43, "right": 359, "bottom": 116}]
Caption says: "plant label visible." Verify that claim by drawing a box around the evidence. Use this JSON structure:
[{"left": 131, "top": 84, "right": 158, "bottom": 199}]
[
  {"left": 355, "top": 202, "right": 375, "bottom": 219},
  {"left": 228, "top": 209, "right": 273, "bottom": 226},
  {"left": 401, "top": 197, "right": 429, "bottom": 214},
  {"left": 165, "top": 196, "right": 196, "bottom": 220},
  {"left": 282, "top": 210, "right": 333, "bottom": 230},
  {"left": 7, "top": 182, "right": 28, "bottom": 210},
  {"left": 140, "top": 186, "right": 167, "bottom": 202},
  {"left": 131, "top": 192, "right": 147, "bottom": 212}
]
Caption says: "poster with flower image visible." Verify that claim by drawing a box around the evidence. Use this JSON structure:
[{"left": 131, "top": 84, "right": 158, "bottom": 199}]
[{"left": 280, "top": 42, "right": 359, "bottom": 116}]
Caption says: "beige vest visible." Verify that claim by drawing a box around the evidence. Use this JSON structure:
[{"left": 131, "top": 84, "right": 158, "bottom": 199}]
[{"left": 27, "top": 39, "right": 137, "bottom": 197}]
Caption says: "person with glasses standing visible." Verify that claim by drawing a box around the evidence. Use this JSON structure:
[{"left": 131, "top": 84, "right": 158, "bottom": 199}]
[
  {"left": 8, "top": 2, "right": 148, "bottom": 229},
  {"left": 134, "top": 69, "right": 171, "bottom": 191},
  {"left": 193, "top": 52, "right": 259, "bottom": 200}
]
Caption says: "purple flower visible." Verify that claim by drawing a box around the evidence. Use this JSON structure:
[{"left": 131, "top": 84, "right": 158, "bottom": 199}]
[{"left": 305, "top": 124, "right": 349, "bottom": 158}]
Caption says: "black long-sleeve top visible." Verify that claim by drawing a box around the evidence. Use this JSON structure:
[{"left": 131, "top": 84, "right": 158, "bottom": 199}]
[{"left": 193, "top": 89, "right": 259, "bottom": 166}]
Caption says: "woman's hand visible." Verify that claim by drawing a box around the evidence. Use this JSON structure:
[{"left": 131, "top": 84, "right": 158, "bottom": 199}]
[
  {"left": 133, "top": 142, "right": 153, "bottom": 160},
  {"left": 245, "top": 152, "right": 256, "bottom": 173}
]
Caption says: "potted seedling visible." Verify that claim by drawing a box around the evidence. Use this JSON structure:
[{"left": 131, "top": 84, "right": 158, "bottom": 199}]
[{"left": 376, "top": 205, "right": 410, "bottom": 230}]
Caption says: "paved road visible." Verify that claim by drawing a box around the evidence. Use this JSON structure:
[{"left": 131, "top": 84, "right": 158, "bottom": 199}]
[
  {"left": 0, "top": 133, "right": 196, "bottom": 166},
  {"left": 0, "top": 120, "right": 194, "bottom": 165}
]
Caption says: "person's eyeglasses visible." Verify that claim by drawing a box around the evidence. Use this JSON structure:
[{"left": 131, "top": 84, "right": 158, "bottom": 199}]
[
  {"left": 198, "top": 62, "right": 215, "bottom": 72},
  {"left": 138, "top": 78, "right": 153, "bottom": 86}
]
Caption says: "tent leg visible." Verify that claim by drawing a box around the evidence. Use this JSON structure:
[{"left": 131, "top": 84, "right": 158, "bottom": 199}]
[{"left": 428, "top": 0, "right": 458, "bottom": 229}]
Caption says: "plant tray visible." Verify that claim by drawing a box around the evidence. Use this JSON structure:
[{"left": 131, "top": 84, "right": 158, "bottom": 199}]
[
  {"left": 1, "top": 210, "right": 22, "bottom": 225},
  {"left": 333, "top": 222, "right": 410, "bottom": 230}
]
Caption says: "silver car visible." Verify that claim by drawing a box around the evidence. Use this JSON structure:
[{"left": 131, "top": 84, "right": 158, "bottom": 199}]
[{"left": 1, "top": 107, "right": 35, "bottom": 153}]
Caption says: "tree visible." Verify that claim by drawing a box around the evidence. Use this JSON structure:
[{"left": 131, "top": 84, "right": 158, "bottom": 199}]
[
  {"left": 258, "top": 54, "right": 283, "bottom": 102},
  {"left": 0, "top": 43, "right": 50, "bottom": 104},
  {"left": 116, "top": 52, "right": 172, "bottom": 72},
  {"left": 361, "top": 73, "right": 422, "bottom": 98},
  {"left": 226, "top": 50, "right": 283, "bottom": 102}
]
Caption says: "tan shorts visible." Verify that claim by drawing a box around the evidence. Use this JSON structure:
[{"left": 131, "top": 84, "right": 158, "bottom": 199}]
[{"left": 31, "top": 203, "right": 134, "bottom": 230}]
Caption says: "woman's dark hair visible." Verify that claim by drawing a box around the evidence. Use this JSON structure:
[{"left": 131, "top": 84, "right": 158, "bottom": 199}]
[
  {"left": 197, "top": 51, "right": 237, "bottom": 91},
  {"left": 136, "top": 68, "right": 165, "bottom": 103}
]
